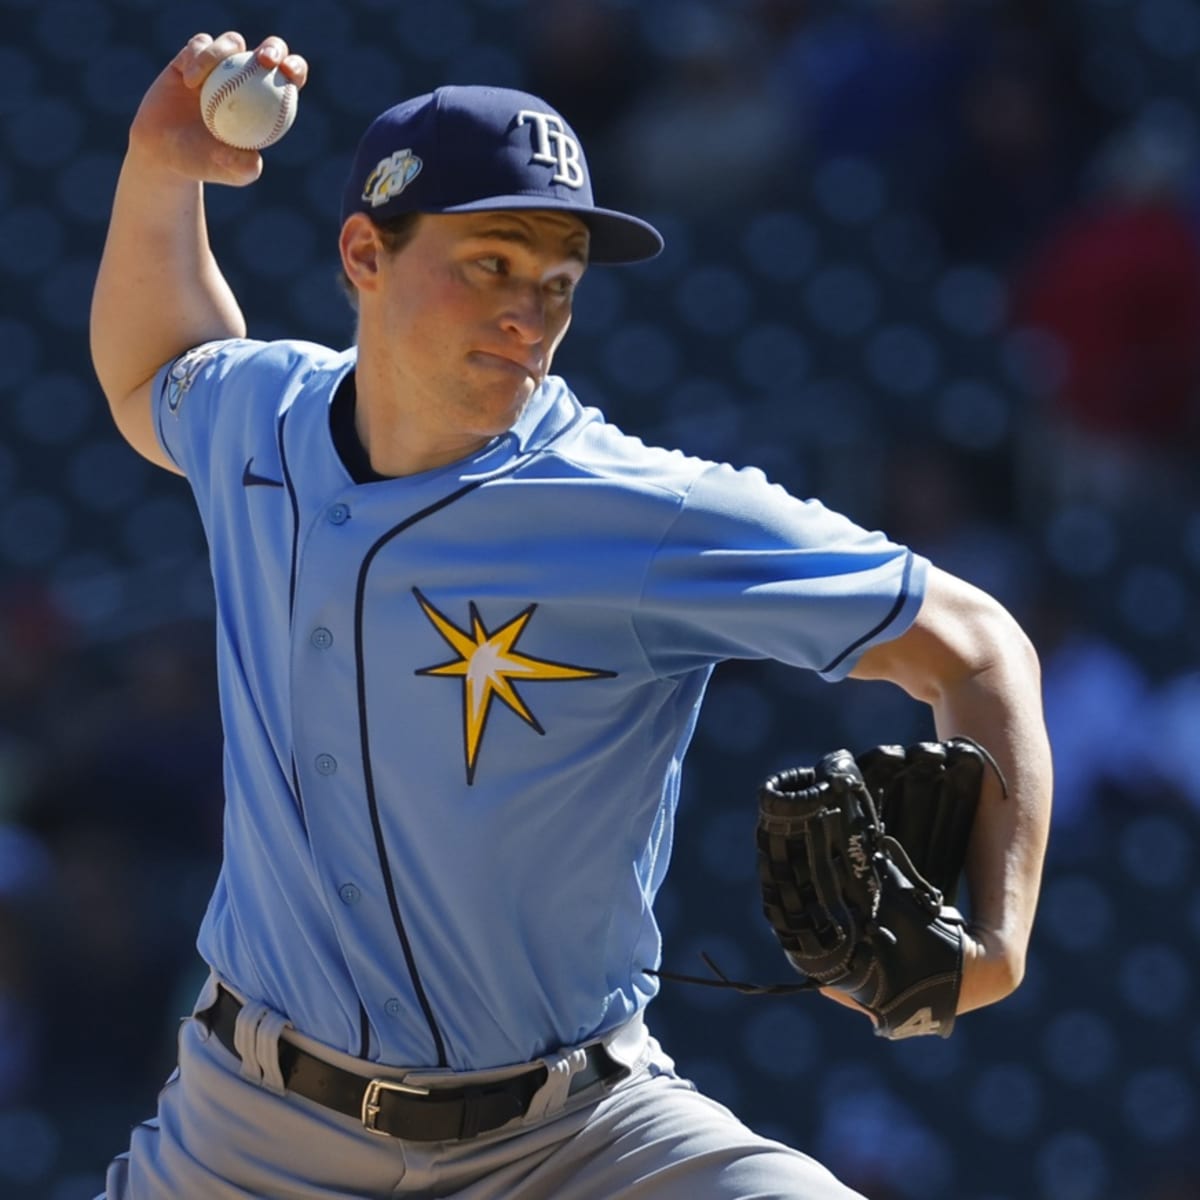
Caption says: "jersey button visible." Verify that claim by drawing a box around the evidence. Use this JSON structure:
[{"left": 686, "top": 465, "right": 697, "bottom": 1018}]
[
  {"left": 315, "top": 753, "right": 337, "bottom": 776},
  {"left": 311, "top": 627, "right": 333, "bottom": 649},
  {"left": 385, "top": 998, "right": 403, "bottom": 1018},
  {"left": 338, "top": 883, "right": 361, "bottom": 906},
  {"left": 328, "top": 503, "right": 350, "bottom": 525}
]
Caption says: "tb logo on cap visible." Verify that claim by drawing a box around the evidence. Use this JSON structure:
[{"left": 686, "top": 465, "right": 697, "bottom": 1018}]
[{"left": 516, "top": 110, "right": 585, "bottom": 189}]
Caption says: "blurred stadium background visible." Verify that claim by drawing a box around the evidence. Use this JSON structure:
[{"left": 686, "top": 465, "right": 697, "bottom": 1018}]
[{"left": 1, "top": 0, "right": 1199, "bottom": 1196}]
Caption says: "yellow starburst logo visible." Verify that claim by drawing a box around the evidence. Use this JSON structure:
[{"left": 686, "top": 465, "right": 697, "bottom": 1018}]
[{"left": 413, "top": 589, "right": 615, "bottom": 784}]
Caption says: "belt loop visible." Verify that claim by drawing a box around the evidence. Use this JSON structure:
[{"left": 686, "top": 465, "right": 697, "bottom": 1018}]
[
  {"left": 255, "top": 1009, "right": 292, "bottom": 1095},
  {"left": 192, "top": 974, "right": 221, "bottom": 1039},
  {"left": 233, "top": 1000, "right": 291, "bottom": 1095},
  {"left": 459, "top": 1086, "right": 484, "bottom": 1140},
  {"left": 524, "top": 1046, "right": 585, "bottom": 1123}
]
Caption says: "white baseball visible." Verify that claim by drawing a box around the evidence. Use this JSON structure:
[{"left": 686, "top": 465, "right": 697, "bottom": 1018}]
[{"left": 200, "top": 51, "right": 298, "bottom": 151}]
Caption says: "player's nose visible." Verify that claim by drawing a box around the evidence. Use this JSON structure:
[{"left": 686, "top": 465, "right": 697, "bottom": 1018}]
[{"left": 498, "top": 283, "right": 548, "bottom": 344}]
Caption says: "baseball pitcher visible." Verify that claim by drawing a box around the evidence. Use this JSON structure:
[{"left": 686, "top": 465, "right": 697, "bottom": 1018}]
[{"left": 88, "top": 30, "right": 1053, "bottom": 1200}]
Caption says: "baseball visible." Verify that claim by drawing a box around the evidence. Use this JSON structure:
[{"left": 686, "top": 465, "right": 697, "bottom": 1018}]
[{"left": 200, "top": 51, "right": 298, "bottom": 151}]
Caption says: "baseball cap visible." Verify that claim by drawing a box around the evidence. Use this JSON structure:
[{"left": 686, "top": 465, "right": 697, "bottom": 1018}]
[{"left": 340, "top": 85, "right": 664, "bottom": 265}]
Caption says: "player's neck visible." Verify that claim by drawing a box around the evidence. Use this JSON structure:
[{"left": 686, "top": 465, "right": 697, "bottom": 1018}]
[{"left": 350, "top": 358, "right": 494, "bottom": 478}]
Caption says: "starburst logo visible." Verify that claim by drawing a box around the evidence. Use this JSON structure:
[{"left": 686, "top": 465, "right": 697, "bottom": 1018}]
[{"left": 413, "top": 589, "right": 615, "bottom": 784}]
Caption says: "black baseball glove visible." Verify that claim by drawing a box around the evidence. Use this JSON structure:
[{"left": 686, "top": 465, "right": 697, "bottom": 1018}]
[{"left": 755, "top": 738, "right": 994, "bottom": 1039}]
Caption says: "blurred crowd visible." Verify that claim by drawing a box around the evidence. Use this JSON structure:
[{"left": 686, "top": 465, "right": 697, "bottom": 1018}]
[{"left": 1, "top": 1, "right": 1198, "bottom": 1196}]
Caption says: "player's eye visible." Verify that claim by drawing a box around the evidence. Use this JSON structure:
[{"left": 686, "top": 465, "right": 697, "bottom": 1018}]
[
  {"left": 476, "top": 255, "right": 506, "bottom": 275},
  {"left": 546, "top": 275, "right": 577, "bottom": 299}
]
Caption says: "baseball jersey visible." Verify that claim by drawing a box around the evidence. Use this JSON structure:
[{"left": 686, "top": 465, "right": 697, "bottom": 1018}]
[{"left": 153, "top": 338, "right": 928, "bottom": 1071}]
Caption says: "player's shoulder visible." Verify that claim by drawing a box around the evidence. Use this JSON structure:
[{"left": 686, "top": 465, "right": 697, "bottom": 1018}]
[
  {"left": 161, "top": 337, "right": 351, "bottom": 413},
  {"left": 551, "top": 399, "right": 792, "bottom": 512},
  {"left": 529, "top": 382, "right": 840, "bottom": 532},
  {"left": 223, "top": 337, "right": 350, "bottom": 380},
  {"left": 528, "top": 379, "right": 716, "bottom": 500},
  {"left": 262, "top": 339, "right": 356, "bottom": 399},
  {"left": 166, "top": 336, "right": 347, "bottom": 381}
]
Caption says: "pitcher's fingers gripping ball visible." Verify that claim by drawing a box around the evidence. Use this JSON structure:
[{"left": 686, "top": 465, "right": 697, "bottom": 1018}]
[{"left": 201, "top": 50, "right": 298, "bottom": 150}]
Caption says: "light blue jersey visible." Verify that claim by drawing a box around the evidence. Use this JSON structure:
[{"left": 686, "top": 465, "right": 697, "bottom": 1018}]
[{"left": 153, "top": 338, "right": 928, "bottom": 1072}]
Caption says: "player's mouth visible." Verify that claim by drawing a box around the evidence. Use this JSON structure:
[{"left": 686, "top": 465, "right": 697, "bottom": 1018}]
[{"left": 470, "top": 350, "right": 540, "bottom": 381}]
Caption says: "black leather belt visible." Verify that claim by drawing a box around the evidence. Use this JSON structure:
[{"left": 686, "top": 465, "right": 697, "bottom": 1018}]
[{"left": 201, "top": 985, "right": 626, "bottom": 1142}]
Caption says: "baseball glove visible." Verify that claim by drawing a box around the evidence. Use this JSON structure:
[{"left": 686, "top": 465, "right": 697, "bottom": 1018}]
[{"left": 755, "top": 738, "right": 994, "bottom": 1039}]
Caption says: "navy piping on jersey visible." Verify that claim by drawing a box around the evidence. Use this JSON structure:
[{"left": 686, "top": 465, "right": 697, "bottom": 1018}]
[
  {"left": 357, "top": 1002, "right": 371, "bottom": 1061},
  {"left": 819, "top": 548, "right": 915, "bottom": 675},
  {"left": 344, "top": 423, "right": 580, "bottom": 1068},
  {"left": 278, "top": 408, "right": 302, "bottom": 617},
  {"left": 281, "top": 411, "right": 310, "bottom": 833},
  {"left": 289, "top": 756, "right": 306, "bottom": 826},
  {"left": 355, "top": 477, "right": 512, "bottom": 1065}
]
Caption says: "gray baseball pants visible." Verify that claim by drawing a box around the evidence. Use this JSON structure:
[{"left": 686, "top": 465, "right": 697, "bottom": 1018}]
[{"left": 100, "top": 978, "right": 866, "bottom": 1199}]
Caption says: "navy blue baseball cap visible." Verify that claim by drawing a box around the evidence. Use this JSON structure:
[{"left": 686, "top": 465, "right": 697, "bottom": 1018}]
[{"left": 340, "top": 85, "right": 664, "bottom": 265}]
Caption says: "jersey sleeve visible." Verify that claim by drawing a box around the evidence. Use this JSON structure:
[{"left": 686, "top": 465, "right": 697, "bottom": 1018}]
[
  {"left": 150, "top": 338, "right": 274, "bottom": 478},
  {"left": 635, "top": 461, "right": 928, "bottom": 680}
]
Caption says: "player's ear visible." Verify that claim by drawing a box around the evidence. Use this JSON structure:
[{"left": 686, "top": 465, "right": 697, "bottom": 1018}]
[{"left": 339, "top": 213, "right": 384, "bottom": 293}]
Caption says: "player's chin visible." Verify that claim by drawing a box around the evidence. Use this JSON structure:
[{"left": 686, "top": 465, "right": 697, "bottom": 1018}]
[
  {"left": 460, "top": 383, "right": 536, "bottom": 439},
  {"left": 467, "top": 363, "right": 540, "bottom": 412}
]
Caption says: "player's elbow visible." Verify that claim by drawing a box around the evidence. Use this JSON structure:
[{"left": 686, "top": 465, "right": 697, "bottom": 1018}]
[
  {"left": 858, "top": 569, "right": 1042, "bottom": 707},
  {"left": 972, "top": 590, "right": 1040, "bottom": 680},
  {"left": 962, "top": 606, "right": 1041, "bottom": 720},
  {"left": 959, "top": 934, "right": 1028, "bottom": 1015},
  {"left": 992, "top": 943, "right": 1027, "bottom": 1000},
  {"left": 923, "top": 571, "right": 1041, "bottom": 706}
]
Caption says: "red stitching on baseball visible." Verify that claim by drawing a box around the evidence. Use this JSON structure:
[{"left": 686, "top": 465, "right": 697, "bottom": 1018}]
[
  {"left": 203, "top": 57, "right": 297, "bottom": 150},
  {"left": 268, "top": 86, "right": 297, "bottom": 145},
  {"left": 203, "top": 59, "right": 259, "bottom": 130}
]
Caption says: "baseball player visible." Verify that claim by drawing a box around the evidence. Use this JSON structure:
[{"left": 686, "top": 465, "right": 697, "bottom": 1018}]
[{"left": 89, "top": 31, "right": 1053, "bottom": 1199}]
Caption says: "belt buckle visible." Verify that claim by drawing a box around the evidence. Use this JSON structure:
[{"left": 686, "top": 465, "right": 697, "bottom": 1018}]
[{"left": 361, "top": 1076, "right": 431, "bottom": 1136}]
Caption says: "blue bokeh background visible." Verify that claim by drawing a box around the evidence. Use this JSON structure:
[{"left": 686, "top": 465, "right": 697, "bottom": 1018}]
[{"left": 1, "top": 1, "right": 1199, "bottom": 1197}]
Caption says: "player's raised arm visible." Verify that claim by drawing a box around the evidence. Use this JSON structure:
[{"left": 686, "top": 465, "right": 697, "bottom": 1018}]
[{"left": 89, "top": 32, "right": 307, "bottom": 470}]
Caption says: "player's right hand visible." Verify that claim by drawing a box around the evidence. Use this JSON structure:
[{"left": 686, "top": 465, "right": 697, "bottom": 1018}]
[{"left": 127, "top": 32, "right": 308, "bottom": 187}]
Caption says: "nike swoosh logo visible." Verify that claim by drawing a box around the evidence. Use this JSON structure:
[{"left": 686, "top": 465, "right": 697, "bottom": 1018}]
[{"left": 242, "top": 457, "right": 284, "bottom": 489}]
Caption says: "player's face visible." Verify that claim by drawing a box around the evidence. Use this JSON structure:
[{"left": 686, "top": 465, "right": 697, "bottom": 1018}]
[{"left": 372, "top": 209, "right": 589, "bottom": 439}]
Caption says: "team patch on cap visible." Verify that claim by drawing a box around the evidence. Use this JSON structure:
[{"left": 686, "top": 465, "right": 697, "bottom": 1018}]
[{"left": 362, "top": 149, "right": 423, "bottom": 209}]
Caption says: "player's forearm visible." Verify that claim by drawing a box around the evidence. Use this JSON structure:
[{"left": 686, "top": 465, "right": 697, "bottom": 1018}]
[
  {"left": 852, "top": 570, "right": 1054, "bottom": 1006},
  {"left": 927, "top": 612, "right": 1052, "bottom": 1004},
  {"left": 90, "top": 143, "right": 246, "bottom": 410}
]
